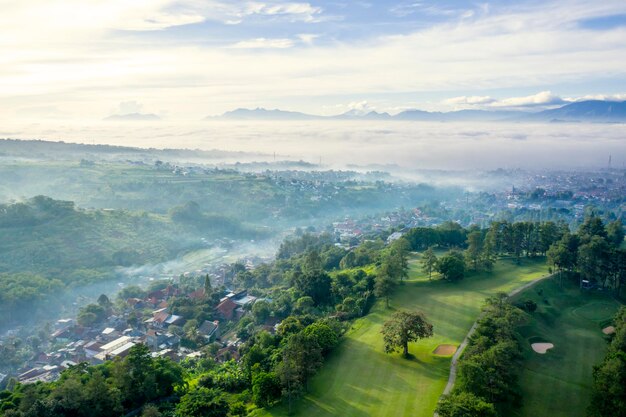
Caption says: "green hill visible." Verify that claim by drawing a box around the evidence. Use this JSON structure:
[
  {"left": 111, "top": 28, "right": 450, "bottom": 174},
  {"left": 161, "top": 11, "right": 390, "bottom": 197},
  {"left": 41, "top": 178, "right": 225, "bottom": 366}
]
[{"left": 256, "top": 256, "right": 549, "bottom": 417}]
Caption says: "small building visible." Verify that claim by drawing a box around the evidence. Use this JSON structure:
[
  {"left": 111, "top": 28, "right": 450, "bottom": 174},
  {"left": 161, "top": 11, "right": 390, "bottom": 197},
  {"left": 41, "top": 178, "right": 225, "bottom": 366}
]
[
  {"left": 198, "top": 320, "right": 220, "bottom": 341},
  {"left": 146, "top": 330, "right": 180, "bottom": 351},
  {"left": 216, "top": 298, "right": 238, "bottom": 321},
  {"left": 101, "top": 327, "right": 119, "bottom": 341}
]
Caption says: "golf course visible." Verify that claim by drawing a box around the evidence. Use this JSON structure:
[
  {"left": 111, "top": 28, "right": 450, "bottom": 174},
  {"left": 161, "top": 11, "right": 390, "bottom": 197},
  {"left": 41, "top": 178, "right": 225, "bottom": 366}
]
[
  {"left": 509, "top": 278, "right": 622, "bottom": 417},
  {"left": 256, "top": 255, "right": 551, "bottom": 417}
]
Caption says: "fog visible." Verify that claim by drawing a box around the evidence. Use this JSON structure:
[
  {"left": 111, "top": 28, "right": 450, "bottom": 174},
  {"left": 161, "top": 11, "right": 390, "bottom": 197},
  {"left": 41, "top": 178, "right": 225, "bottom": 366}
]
[{"left": 2, "top": 120, "right": 624, "bottom": 171}]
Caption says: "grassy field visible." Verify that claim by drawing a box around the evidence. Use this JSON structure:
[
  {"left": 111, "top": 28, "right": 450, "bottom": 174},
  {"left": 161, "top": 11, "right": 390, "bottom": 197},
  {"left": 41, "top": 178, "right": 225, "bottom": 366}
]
[
  {"left": 256, "top": 255, "right": 549, "bottom": 417},
  {"left": 509, "top": 278, "right": 622, "bottom": 417}
]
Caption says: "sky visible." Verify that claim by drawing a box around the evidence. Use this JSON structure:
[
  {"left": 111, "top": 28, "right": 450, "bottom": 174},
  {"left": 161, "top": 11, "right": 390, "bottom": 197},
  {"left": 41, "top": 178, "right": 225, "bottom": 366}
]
[{"left": 2, "top": 0, "right": 626, "bottom": 120}]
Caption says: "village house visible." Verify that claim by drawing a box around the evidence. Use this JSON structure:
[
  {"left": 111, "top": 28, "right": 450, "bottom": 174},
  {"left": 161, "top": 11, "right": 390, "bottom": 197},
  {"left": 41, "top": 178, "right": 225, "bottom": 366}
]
[
  {"left": 216, "top": 298, "right": 238, "bottom": 321},
  {"left": 198, "top": 320, "right": 220, "bottom": 342},
  {"left": 145, "top": 330, "right": 180, "bottom": 351}
]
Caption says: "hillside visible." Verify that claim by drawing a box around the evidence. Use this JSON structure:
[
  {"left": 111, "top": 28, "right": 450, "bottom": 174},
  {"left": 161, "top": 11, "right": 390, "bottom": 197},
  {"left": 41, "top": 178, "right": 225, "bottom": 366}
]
[{"left": 257, "top": 256, "right": 550, "bottom": 417}]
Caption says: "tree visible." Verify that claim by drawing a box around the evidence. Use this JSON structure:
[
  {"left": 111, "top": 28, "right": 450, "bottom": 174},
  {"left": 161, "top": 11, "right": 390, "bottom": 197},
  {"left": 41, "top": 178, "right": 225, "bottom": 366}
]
[
  {"left": 388, "top": 238, "right": 411, "bottom": 282},
  {"left": 421, "top": 247, "right": 437, "bottom": 280},
  {"left": 292, "top": 270, "right": 332, "bottom": 306},
  {"left": 589, "top": 307, "right": 626, "bottom": 417},
  {"left": 381, "top": 310, "right": 433, "bottom": 357},
  {"left": 607, "top": 219, "right": 625, "bottom": 248},
  {"left": 375, "top": 263, "right": 396, "bottom": 308},
  {"left": 578, "top": 216, "right": 607, "bottom": 242},
  {"left": 465, "top": 231, "right": 483, "bottom": 271},
  {"left": 252, "top": 372, "right": 282, "bottom": 408},
  {"left": 436, "top": 392, "right": 497, "bottom": 417},
  {"left": 203, "top": 274, "right": 213, "bottom": 300},
  {"left": 303, "top": 322, "right": 338, "bottom": 356},
  {"left": 97, "top": 294, "right": 112, "bottom": 309},
  {"left": 276, "top": 348, "right": 301, "bottom": 415},
  {"left": 252, "top": 300, "right": 271, "bottom": 323},
  {"left": 436, "top": 251, "right": 465, "bottom": 282},
  {"left": 578, "top": 236, "right": 609, "bottom": 286},
  {"left": 175, "top": 387, "right": 228, "bottom": 417},
  {"left": 77, "top": 304, "right": 107, "bottom": 327}
]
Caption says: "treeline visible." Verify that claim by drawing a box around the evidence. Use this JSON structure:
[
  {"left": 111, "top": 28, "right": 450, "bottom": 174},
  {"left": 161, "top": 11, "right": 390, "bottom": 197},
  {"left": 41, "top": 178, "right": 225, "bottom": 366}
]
[
  {"left": 547, "top": 217, "right": 626, "bottom": 293},
  {"left": 406, "top": 220, "right": 568, "bottom": 260},
  {"left": 436, "top": 295, "right": 526, "bottom": 417},
  {"left": 0, "top": 344, "right": 184, "bottom": 417},
  {"left": 588, "top": 307, "right": 626, "bottom": 417}
]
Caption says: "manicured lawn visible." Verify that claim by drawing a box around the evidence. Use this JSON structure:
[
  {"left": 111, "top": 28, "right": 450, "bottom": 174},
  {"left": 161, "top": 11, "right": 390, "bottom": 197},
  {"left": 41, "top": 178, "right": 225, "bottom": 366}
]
[
  {"left": 509, "top": 278, "right": 622, "bottom": 417},
  {"left": 255, "top": 256, "right": 549, "bottom": 417}
]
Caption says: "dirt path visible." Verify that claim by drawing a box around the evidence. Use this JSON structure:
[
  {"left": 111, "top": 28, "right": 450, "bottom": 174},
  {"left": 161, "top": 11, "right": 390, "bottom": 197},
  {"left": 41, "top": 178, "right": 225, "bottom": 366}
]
[{"left": 434, "top": 273, "right": 554, "bottom": 416}]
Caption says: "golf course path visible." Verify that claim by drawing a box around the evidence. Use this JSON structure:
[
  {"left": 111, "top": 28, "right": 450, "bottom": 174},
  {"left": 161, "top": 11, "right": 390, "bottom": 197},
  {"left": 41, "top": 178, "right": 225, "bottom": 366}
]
[{"left": 434, "top": 273, "right": 554, "bottom": 416}]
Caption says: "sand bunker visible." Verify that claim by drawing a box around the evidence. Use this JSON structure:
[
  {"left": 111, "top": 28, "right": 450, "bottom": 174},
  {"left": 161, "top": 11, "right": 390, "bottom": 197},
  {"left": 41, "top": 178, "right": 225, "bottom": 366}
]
[
  {"left": 433, "top": 344, "right": 457, "bottom": 356},
  {"left": 602, "top": 326, "right": 616, "bottom": 335},
  {"left": 531, "top": 343, "right": 554, "bottom": 354}
]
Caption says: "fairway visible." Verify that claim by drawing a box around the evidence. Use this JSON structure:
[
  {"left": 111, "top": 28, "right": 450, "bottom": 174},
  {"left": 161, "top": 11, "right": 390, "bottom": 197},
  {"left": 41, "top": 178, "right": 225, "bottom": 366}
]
[
  {"left": 509, "top": 279, "right": 622, "bottom": 417},
  {"left": 256, "top": 256, "right": 549, "bottom": 417}
]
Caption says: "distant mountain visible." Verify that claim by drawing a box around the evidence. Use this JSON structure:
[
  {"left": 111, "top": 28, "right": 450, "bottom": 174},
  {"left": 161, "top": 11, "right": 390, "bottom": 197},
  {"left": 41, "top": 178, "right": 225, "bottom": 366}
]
[
  {"left": 104, "top": 113, "right": 161, "bottom": 121},
  {"left": 333, "top": 110, "right": 393, "bottom": 120},
  {"left": 527, "top": 100, "right": 626, "bottom": 122},
  {"left": 208, "top": 108, "right": 321, "bottom": 121},
  {"left": 391, "top": 109, "right": 519, "bottom": 121},
  {"left": 208, "top": 101, "right": 626, "bottom": 123}
]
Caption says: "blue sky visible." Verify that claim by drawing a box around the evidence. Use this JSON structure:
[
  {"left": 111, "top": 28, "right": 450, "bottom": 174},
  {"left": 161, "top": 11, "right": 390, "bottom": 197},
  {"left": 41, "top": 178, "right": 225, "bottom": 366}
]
[{"left": 1, "top": 0, "right": 626, "bottom": 120}]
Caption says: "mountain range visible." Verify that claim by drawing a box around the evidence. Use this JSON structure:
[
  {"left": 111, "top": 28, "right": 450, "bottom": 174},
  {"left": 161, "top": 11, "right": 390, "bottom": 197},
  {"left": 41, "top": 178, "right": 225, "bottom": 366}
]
[{"left": 208, "top": 100, "right": 626, "bottom": 123}]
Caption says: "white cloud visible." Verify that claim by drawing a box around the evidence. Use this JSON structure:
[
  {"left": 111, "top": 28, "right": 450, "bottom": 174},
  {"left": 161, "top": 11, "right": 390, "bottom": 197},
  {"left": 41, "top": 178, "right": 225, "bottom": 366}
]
[
  {"left": 297, "top": 33, "right": 319, "bottom": 45},
  {"left": 444, "top": 96, "right": 497, "bottom": 106},
  {"left": 443, "top": 90, "right": 626, "bottom": 111},
  {"left": 230, "top": 38, "right": 295, "bottom": 48},
  {"left": 243, "top": 2, "right": 321, "bottom": 21},
  {"left": 492, "top": 91, "right": 566, "bottom": 108},
  {"left": 2, "top": 0, "right": 626, "bottom": 119},
  {"left": 444, "top": 91, "right": 565, "bottom": 110},
  {"left": 567, "top": 93, "right": 626, "bottom": 102}
]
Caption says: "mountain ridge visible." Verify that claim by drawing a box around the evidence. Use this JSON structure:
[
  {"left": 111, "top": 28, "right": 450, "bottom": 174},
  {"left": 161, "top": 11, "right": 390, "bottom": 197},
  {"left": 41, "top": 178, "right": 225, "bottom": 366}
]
[{"left": 207, "top": 100, "right": 626, "bottom": 122}]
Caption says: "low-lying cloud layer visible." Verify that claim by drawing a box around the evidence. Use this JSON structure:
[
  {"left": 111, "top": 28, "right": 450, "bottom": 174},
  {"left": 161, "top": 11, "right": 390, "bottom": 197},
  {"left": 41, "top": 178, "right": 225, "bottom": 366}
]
[{"left": 3, "top": 120, "right": 624, "bottom": 171}]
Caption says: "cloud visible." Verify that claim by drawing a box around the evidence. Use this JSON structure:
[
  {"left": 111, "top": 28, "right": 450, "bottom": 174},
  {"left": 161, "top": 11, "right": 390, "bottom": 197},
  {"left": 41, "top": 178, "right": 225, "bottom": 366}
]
[
  {"left": 345, "top": 101, "right": 376, "bottom": 115},
  {"left": 2, "top": 0, "right": 626, "bottom": 119},
  {"left": 297, "top": 34, "right": 319, "bottom": 45},
  {"left": 230, "top": 38, "right": 295, "bottom": 48},
  {"left": 493, "top": 91, "right": 566, "bottom": 108},
  {"left": 116, "top": 101, "right": 144, "bottom": 115},
  {"left": 444, "top": 91, "right": 568, "bottom": 110},
  {"left": 567, "top": 93, "right": 626, "bottom": 102},
  {"left": 242, "top": 2, "right": 322, "bottom": 21},
  {"left": 444, "top": 96, "right": 497, "bottom": 106}
]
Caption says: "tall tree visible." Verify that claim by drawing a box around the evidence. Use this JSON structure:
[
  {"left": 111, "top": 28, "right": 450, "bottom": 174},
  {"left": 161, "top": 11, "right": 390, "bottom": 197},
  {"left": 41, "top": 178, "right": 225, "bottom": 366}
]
[
  {"left": 203, "top": 274, "right": 213, "bottom": 300},
  {"left": 375, "top": 262, "right": 397, "bottom": 308},
  {"left": 465, "top": 231, "right": 484, "bottom": 271},
  {"left": 607, "top": 219, "right": 625, "bottom": 248},
  {"left": 421, "top": 247, "right": 437, "bottom": 280},
  {"left": 381, "top": 310, "right": 433, "bottom": 357}
]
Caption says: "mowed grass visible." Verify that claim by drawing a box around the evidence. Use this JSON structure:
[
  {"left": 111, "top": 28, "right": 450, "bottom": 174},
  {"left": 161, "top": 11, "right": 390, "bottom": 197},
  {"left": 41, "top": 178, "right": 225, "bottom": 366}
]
[
  {"left": 509, "top": 278, "right": 622, "bottom": 417},
  {"left": 255, "top": 256, "right": 549, "bottom": 417}
]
